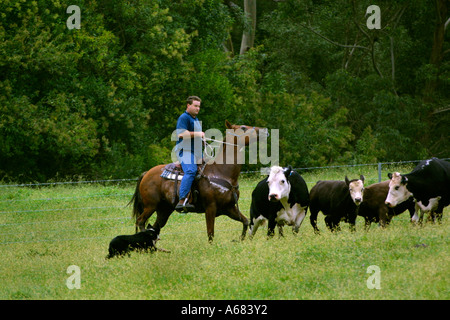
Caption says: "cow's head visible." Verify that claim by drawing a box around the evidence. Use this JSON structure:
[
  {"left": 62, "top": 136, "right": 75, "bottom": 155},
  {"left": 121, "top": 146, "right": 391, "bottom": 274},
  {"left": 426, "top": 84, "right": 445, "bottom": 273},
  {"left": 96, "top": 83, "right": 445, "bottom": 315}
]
[
  {"left": 267, "top": 165, "right": 292, "bottom": 202},
  {"left": 385, "top": 172, "right": 412, "bottom": 208},
  {"left": 345, "top": 175, "right": 365, "bottom": 205}
]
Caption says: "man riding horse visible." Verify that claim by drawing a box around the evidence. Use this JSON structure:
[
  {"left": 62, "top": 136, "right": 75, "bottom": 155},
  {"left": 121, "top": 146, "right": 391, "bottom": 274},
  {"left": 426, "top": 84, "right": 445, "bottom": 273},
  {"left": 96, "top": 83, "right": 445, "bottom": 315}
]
[{"left": 130, "top": 97, "right": 268, "bottom": 241}]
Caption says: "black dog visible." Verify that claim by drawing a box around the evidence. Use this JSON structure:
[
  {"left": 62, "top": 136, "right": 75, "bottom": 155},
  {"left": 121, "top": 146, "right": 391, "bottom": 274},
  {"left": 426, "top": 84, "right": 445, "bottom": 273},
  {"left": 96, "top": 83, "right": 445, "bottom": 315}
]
[{"left": 106, "top": 226, "right": 160, "bottom": 259}]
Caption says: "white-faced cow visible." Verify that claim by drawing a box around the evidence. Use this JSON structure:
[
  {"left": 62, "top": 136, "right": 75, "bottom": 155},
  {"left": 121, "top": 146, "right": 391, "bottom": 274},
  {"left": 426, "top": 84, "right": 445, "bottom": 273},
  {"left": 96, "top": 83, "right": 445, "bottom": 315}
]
[
  {"left": 309, "top": 175, "right": 365, "bottom": 233},
  {"left": 358, "top": 180, "right": 415, "bottom": 229},
  {"left": 386, "top": 158, "right": 450, "bottom": 223},
  {"left": 248, "top": 166, "right": 309, "bottom": 238}
]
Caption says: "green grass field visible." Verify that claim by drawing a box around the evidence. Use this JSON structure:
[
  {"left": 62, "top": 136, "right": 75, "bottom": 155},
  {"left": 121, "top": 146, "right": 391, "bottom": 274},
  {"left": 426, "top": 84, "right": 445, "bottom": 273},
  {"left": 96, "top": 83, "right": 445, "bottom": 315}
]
[{"left": 0, "top": 165, "right": 448, "bottom": 300}]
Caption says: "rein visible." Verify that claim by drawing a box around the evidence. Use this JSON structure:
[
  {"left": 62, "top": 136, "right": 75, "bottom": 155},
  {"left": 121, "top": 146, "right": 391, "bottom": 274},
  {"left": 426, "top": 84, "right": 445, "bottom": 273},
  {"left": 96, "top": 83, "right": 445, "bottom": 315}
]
[
  {"left": 202, "top": 127, "right": 256, "bottom": 158},
  {"left": 204, "top": 137, "right": 238, "bottom": 147},
  {"left": 203, "top": 127, "right": 256, "bottom": 146}
]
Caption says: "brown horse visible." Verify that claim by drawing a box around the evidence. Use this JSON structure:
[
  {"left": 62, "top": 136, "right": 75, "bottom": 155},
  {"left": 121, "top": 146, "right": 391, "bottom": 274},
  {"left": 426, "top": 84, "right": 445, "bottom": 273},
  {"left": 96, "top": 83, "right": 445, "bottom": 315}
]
[{"left": 129, "top": 120, "right": 268, "bottom": 242}]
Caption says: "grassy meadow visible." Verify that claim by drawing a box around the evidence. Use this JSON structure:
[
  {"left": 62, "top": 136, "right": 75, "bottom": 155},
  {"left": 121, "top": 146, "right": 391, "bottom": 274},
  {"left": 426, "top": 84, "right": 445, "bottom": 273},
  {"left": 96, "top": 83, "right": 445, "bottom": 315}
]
[{"left": 0, "top": 164, "right": 448, "bottom": 300}]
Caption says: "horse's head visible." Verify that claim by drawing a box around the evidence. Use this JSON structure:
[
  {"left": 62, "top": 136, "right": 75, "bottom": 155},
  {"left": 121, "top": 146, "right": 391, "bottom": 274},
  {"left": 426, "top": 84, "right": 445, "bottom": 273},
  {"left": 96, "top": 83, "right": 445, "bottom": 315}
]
[{"left": 225, "top": 120, "right": 269, "bottom": 145}]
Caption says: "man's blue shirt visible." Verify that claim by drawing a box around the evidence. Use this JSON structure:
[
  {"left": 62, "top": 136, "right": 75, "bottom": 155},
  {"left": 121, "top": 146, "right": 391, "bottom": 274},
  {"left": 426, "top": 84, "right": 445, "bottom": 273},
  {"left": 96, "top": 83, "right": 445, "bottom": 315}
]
[{"left": 175, "top": 111, "right": 202, "bottom": 161}]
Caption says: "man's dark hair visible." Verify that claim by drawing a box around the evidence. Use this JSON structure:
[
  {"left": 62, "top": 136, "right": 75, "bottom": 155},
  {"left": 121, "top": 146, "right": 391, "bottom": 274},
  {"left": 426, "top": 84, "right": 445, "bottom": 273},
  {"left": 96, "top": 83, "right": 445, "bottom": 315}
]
[{"left": 187, "top": 96, "right": 201, "bottom": 105}]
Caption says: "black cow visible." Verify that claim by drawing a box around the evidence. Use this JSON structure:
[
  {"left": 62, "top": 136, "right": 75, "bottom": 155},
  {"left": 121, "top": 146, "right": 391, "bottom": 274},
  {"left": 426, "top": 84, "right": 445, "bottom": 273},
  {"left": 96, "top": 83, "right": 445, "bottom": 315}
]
[
  {"left": 386, "top": 157, "right": 450, "bottom": 222},
  {"left": 248, "top": 165, "right": 309, "bottom": 238},
  {"left": 358, "top": 180, "right": 415, "bottom": 229},
  {"left": 309, "top": 175, "right": 365, "bottom": 233}
]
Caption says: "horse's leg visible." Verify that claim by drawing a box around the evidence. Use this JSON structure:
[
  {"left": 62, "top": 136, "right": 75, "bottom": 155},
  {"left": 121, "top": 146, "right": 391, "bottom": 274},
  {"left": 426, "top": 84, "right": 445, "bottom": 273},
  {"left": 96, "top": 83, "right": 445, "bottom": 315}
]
[
  {"left": 226, "top": 206, "right": 249, "bottom": 241},
  {"left": 153, "top": 205, "right": 174, "bottom": 231},
  {"left": 205, "top": 203, "right": 217, "bottom": 242},
  {"left": 136, "top": 205, "right": 156, "bottom": 232}
]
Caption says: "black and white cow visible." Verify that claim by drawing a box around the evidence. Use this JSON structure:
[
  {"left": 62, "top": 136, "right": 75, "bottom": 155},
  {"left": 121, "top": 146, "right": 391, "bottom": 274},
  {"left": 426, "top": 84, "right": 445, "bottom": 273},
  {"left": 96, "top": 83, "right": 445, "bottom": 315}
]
[
  {"left": 248, "top": 166, "right": 309, "bottom": 238},
  {"left": 385, "top": 157, "right": 450, "bottom": 223},
  {"left": 309, "top": 175, "right": 365, "bottom": 233}
]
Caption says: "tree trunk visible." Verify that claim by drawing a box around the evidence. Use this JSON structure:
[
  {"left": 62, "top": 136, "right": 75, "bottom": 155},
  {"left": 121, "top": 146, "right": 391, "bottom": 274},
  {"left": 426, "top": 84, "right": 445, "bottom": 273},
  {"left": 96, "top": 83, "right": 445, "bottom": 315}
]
[
  {"left": 240, "top": 0, "right": 257, "bottom": 54},
  {"left": 424, "top": 0, "right": 448, "bottom": 99}
]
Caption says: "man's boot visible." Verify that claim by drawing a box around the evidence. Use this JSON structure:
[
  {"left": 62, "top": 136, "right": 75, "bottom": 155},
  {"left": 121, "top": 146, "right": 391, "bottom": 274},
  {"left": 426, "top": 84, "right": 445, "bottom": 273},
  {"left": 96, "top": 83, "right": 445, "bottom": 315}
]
[{"left": 175, "top": 197, "right": 195, "bottom": 213}]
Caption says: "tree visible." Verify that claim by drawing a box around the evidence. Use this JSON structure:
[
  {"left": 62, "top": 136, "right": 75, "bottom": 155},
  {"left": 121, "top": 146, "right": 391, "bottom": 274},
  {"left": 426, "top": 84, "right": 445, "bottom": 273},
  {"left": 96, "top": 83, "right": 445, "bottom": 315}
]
[
  {"left": 1, "top": 0, "right": 448, "bottom": 181},
  {"left": 240, "top": 0, "right": 257, "bottom": 54},
  {"left": 424, "top": 0, "right": 448, "bottom": 99}
]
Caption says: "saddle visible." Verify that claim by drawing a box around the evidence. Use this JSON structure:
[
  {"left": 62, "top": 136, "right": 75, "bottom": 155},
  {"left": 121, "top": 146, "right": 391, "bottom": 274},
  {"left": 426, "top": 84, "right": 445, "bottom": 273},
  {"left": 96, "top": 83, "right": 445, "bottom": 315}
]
[
  {"left": 160, "top": 162, "right": 204, "bottom": 212},
  {"left": 160, "top": 162, "right": 202, "bottom": 181},
  {"left": 160, "top": 161, "right": 239, "bottom": 213}
]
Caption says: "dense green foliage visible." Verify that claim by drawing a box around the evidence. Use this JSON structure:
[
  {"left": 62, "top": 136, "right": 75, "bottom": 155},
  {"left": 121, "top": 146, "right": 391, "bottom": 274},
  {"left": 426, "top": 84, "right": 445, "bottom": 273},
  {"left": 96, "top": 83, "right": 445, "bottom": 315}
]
[{"left": 1, "top": 0, "right": 448, "bottom": 181}]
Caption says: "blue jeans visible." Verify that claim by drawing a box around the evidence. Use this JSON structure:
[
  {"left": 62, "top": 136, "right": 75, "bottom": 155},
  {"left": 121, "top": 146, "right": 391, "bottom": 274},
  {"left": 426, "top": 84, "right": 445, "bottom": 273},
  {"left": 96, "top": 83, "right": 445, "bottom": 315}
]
[{"left": 178, "top": 151, "right": 198, "bottom": 199}]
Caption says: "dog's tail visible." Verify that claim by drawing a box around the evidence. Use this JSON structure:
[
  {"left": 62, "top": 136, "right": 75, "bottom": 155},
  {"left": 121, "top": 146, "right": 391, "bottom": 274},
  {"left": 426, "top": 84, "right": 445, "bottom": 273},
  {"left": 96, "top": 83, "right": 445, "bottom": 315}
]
[{"left": 128, "top": 171, "right": 147, "bottom": 221}]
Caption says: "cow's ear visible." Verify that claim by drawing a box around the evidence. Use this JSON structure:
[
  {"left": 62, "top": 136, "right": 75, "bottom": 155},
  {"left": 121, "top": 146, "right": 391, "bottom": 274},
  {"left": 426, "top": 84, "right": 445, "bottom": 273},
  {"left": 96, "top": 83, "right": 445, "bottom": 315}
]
[
  {"left": 360, "top": 175, "right": 365, "bottom": 182},
  {"left": 225, "top": 120, "right": 232, "bottom": 129},
  {"left": 345, "top": 176, "right": 350, "bottom": 185},
  {"left": 387, "top": 172, "right": 393, "bottom": 179},
  {"left": 401, "top": 175, "right": 408, "bottom": 184},
  {"left": 284, "top": 166, "right": 292, "bottom": 178}
]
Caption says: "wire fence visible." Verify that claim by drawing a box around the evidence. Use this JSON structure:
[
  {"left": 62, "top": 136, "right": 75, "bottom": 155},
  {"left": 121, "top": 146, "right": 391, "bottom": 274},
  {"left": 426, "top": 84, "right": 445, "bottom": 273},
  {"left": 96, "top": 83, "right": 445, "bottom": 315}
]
[
  {"left": 2, "top": 158, "right": 446, "bottom": 188},
  {"left": 0, "top": 178, "right": 137, "bottom": 188},
  {"left": 1, "top": 158, "right": 448, "bottom": 245}
]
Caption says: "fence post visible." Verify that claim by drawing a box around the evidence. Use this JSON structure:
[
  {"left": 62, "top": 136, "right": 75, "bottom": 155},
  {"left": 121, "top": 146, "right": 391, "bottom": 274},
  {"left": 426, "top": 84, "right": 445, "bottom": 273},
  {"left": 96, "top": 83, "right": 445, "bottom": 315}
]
[{"left": 378, "top": 163, "right": 382, "bottom": 182}]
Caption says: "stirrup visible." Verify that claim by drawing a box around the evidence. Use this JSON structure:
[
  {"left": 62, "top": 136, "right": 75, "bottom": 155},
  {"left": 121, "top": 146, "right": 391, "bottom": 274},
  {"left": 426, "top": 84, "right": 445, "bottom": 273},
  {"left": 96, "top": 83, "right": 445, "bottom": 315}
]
[{"left": 175, "top": 198, "right": 195, "bottom": 213}]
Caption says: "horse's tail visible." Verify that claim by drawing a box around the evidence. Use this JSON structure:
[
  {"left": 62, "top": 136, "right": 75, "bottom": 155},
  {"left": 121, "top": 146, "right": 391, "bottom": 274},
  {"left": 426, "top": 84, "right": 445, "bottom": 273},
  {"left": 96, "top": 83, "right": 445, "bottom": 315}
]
[{"left": 128, "top": 171, "right": 147, "bottom": 220}]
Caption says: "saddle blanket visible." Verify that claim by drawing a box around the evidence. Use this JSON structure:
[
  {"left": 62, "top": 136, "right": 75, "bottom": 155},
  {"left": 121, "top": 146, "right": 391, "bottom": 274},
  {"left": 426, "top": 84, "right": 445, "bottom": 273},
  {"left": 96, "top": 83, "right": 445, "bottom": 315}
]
[
  {"left": 160, "top": 169, "right": 183, "bottom": 181},
  {"left": 160, "top": 162, "right": 203, "bottom": 181}
]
